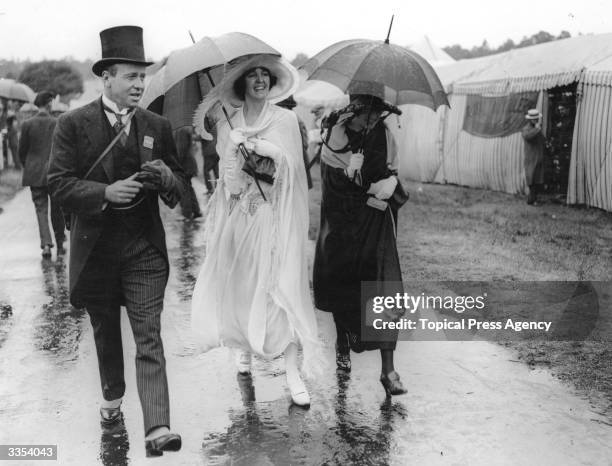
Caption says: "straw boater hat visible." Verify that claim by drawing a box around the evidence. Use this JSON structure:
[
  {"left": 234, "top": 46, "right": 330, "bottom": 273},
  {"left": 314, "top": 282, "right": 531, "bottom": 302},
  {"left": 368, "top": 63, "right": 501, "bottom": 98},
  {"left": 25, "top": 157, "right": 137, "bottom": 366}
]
[
  {"left": 525, "top": 108, "right": 542, "bottom": 120},
  {"left": 193, "top": 55, "right": 300, "bottom": 139},
  {"left": 92, "top": 25, "right": 153, "bottom": 76}
]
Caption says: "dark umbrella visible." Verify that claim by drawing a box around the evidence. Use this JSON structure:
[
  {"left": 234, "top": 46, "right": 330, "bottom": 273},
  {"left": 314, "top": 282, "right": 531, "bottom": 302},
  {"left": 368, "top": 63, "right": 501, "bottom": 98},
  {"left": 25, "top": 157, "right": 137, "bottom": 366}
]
[{"left": 299, "top": 32, "right": 448, "bottom": 110}]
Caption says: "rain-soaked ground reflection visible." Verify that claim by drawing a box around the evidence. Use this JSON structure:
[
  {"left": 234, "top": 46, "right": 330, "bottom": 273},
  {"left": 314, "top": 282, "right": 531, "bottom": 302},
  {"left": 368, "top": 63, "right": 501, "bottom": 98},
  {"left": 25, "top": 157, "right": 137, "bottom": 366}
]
[
  {"left": 34, "top": 258, "right": 86, "bottom": 358},
  {"left": 99, "top": 421, "right": 130, "bottom": 466},
  {"left": 0, "top": 302, "right": 13, "bottom": 348},
  {"left": 173, "top": 217, "right": 206, "bottom": 302},
  {"left": 200, "top": 370, "right": 408, "bottom": 466}
]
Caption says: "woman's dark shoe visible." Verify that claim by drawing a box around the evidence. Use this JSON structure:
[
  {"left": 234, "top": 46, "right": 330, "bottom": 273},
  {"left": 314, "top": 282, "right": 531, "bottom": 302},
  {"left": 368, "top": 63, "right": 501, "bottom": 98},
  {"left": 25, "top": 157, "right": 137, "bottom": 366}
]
[
  {"left": 380, "top": 371, "right": 408, "bottom": 396},
  {"left": 335, "top": 343, "right": 351, "bottom": 372},
  {"left": 145, "top": 433, "right": 182, "bottom": 457}
]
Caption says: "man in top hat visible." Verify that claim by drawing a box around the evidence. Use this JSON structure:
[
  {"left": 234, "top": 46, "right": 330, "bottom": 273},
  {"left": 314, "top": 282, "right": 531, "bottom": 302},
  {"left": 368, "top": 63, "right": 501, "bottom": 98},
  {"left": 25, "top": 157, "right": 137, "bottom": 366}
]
[
  {"left": 522, "top": 108, "right": 546, "bottom": 205},
  {"left": 19, "top": 90, "right": 66, "bottom": 258},
  {"left": 48, "top": 25, "right": 185, "bottom": 456}
]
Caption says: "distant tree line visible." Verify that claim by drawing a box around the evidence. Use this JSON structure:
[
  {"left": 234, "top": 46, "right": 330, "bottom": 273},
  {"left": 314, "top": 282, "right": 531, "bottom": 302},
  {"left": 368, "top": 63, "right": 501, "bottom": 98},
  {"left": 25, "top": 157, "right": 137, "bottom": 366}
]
[
  {"left": 443, "top": 30, "right": 573, "bottom": 60},
  {"left": 0, "top": 58, "right": 95, "bottom": 98}
]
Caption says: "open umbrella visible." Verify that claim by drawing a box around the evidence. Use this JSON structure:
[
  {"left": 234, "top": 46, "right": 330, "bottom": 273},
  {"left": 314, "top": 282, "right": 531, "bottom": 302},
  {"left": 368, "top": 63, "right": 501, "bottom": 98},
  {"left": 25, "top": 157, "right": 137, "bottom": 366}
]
[
  {"left": 140, "top": 31, "right": 280, "bottom": 121},
  {"left": 0, "top": 79, "right": 36, "bottom": 103},
  {"left": 141, "top": 32, "right": 281, "bottom": 201},
  {"left": 299, "top": 36, "right": 448, "bottom": 110}
]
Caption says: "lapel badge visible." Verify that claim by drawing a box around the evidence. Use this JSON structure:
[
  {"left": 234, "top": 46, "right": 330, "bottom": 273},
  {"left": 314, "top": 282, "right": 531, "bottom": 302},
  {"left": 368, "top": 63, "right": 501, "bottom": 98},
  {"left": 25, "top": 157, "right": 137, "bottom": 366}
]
[{"left": 143, "top": 135, "right": 154, "bottom": 149}]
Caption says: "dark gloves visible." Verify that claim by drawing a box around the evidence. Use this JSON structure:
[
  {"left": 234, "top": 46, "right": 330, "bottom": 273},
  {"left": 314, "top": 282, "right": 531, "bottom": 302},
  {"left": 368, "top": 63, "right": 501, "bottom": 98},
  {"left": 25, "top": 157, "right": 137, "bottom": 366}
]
[{"left": 138, "top": 159, "right": 176, "bottom": 192}]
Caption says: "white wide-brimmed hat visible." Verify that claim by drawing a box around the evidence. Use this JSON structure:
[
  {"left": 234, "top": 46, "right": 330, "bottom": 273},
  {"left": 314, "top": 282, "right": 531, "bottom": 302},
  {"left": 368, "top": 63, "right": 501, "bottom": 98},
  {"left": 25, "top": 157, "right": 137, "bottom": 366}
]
[
  {"left": 525, "top": 108, "right": 542, "bottom": 120},
  {"left": 194, "top": 55, "right": 300, "bottom": 139}
]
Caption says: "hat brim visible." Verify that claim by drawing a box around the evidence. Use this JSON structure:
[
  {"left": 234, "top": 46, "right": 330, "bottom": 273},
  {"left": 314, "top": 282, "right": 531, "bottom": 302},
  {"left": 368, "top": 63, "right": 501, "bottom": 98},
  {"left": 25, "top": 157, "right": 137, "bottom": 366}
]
[
  {"left": 92, "top": 58, "right": 154, "bottom": 76},
  {"left": 525, "top": 115, "right": 541, "bottom": 120},
  {"left": 192, "top": 55, "right": 300, "bottom": 139},
  {"left": 226, "top": 55, "right": 300, "bottom": 106}
]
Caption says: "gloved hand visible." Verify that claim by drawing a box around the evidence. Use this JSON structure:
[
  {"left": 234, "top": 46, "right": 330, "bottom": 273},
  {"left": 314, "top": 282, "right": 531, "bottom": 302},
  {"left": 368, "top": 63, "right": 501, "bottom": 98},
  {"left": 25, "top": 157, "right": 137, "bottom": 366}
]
[
  {"left": 367, "top": 175, "right": 398, "bottom": 200},
  {"left": 229, "top": 128, "right": 247, "bottom": 149},
  {"left": 140, "top": 159, "right": 176, "bottom": 192},
  {"left": 250, "top": 137, "right": 282, "bottom": 162},
  {"left": 345, "top": 152, "right": 364, "bottom": 179},
  {"left": 223, "top": 135, "right": 245, "bottom": 195}
]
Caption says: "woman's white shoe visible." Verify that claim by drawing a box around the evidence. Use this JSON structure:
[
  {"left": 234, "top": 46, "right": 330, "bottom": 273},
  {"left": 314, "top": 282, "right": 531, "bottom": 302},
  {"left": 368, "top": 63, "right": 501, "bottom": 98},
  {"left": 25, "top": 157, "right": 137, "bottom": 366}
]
[
  {"left": 235, "top": 350, "right": 252, "bottom": 375},
  {"left": 286, "top": 372, "right": 310, "bottom": 407}
]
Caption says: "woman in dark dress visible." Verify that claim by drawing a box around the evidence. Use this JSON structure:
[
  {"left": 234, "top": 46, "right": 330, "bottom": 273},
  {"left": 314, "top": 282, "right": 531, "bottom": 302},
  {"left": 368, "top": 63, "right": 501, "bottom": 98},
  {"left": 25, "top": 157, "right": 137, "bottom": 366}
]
[{"left": 313, "top": 94, "right": 407, "bottom": 396}]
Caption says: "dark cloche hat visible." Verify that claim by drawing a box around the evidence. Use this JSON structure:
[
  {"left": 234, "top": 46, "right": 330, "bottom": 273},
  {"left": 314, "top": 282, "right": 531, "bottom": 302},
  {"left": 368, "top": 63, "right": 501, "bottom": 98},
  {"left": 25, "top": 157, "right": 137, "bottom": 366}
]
[
  {"left": 34, "top": 90, "right": 55, "bottom": 108},
  {"left": 92, "top": 25, "right": 153, "bottom": 76}
]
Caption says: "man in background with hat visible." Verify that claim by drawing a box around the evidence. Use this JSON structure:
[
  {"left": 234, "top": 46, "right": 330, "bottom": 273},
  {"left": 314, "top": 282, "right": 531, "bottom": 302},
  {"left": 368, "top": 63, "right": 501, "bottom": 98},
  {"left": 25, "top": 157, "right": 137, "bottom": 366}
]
[
  {"left": 48, "top": 25, "right": 185, "bottom": 456},
  {"left": 522, "top": 108, "right": 546, "bottom": 205},
  {"left": 19, "top": 90, "right": 66, "bottom": 258}
]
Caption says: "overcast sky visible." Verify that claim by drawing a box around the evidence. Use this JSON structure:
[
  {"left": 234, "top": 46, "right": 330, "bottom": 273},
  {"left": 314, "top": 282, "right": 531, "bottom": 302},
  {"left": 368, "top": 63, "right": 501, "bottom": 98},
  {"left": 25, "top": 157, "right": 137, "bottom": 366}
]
[{"left": 1, "top": 0, "right": 610, "bottom": 62}]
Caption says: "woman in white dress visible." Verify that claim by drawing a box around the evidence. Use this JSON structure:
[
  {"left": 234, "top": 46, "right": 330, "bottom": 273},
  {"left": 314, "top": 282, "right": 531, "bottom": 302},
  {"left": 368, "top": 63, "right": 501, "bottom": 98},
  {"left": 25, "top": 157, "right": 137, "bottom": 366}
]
[{"left": 191, "top": 56, "right": 319, "bottom": 407}]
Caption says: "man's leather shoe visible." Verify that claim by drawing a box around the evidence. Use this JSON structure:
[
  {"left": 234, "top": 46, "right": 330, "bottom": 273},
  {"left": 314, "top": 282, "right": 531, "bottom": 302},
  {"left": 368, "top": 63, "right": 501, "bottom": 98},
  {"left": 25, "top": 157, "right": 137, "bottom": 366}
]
[
  {"left": 100, "top": 406, "right": 123, "bottom": 429},
  {"left": 145, "top": 433, "right": 182, "bottom": 457}
]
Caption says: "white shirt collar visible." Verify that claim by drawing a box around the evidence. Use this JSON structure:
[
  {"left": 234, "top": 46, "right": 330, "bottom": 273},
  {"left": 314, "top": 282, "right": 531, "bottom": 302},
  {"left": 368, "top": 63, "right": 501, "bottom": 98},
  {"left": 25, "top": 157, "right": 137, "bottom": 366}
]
[
  {"left": 102, "top": 94, "right": 128, "bottom": 115},
  {"left": 101, "top": 94, "right": 132, "bottom": 134}
]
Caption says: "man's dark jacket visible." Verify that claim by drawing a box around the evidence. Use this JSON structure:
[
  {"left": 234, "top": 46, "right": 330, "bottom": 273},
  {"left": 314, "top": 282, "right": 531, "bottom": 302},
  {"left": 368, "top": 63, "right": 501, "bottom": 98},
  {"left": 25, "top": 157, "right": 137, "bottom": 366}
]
[
  {"left": 19, "top": 110, "right": 57, "bottom": 187},
  {"left": 48, "top": 98, "right": 186, "bottom": 306}
]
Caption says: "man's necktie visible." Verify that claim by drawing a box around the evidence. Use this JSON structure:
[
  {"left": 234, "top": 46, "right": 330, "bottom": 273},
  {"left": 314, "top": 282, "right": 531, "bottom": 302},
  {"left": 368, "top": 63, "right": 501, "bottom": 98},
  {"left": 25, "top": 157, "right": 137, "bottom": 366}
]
[{"left": 103, "top": 105, "right": 128, "bottom": 146}]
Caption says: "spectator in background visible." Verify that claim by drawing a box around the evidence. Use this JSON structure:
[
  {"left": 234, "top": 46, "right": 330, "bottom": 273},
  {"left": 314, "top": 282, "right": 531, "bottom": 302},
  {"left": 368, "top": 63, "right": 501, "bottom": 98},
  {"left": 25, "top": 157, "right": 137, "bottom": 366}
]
[
  {"left": 522, "top": 109, "right": 546, "bottom": 205},
  {"left": 276, "top": 95, "right": 312, "bottom": 189},
  {"left": 6, "top": 114, "right": 21, "bottom": 169},
  {"left": 174, "top": 126, "right": 202, "bottom": 219},
  {"left": 18, "top": 90, "right": 65, "bottom": 258},
  {"left": 200, "top": 115, "right": 219, "bottom": 194}
]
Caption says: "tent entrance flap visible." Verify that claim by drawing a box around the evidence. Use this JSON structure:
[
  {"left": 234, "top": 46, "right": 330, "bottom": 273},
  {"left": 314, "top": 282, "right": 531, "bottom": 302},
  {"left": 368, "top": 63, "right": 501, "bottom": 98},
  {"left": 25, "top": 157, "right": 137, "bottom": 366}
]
[{"left": 544, "top": 83, "right": 577, "bottom": 196}]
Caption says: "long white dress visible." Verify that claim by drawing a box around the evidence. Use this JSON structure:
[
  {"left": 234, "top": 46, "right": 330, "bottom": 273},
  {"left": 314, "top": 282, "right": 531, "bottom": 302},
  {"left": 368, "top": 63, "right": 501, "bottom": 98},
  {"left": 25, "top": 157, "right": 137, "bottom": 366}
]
[{"left": 191, "top": 102, "right": 319, "bottom": 365}]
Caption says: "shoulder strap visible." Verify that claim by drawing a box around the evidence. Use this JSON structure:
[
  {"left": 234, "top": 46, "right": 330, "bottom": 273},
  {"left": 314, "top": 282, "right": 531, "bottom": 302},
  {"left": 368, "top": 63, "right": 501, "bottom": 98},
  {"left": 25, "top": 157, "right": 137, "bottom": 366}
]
[{"left": 83, "top": 109, "right": 136, "bottom": 180}]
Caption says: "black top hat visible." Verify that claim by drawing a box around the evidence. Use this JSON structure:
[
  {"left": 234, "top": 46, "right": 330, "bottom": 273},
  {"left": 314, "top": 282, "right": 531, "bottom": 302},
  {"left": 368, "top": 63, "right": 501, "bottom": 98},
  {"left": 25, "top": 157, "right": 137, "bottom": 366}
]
[{"left": 92, "top": 25, "right": 153, "bottom": 76}]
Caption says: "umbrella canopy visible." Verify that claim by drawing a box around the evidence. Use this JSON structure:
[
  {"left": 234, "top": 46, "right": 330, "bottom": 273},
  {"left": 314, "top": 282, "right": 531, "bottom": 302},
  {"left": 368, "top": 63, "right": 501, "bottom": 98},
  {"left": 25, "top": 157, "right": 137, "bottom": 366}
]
[
  {"left": 299, "top": 39, "right": 449, "bottom": 110},
  {"left": 0, "top": 79, "right": 36, "bottom": 103},
  {"left": 140, "top": 31, "right": 280, "bottom": 114}
]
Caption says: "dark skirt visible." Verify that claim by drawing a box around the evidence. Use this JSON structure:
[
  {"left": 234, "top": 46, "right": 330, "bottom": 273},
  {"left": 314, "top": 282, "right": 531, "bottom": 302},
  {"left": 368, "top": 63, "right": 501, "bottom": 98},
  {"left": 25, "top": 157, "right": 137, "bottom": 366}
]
[{"left": 313, "top": 161, "right": 403, "bottom": 352}]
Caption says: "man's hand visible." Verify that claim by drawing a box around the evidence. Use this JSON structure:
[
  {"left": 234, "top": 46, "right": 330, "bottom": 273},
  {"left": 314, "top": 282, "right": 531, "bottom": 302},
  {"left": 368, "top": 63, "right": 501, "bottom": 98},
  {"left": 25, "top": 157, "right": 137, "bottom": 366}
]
[
  {"left": 140, "top": 159, "right": 176, "bottom": 192},
  {"left": 104, "top": 173, "right": 143, "bottom": 204}
]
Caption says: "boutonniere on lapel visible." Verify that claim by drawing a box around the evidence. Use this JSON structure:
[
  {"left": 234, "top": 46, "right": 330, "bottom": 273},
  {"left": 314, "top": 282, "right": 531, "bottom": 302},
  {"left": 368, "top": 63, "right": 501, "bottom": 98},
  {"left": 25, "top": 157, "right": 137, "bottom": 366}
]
[{"left": 143, "top": 135, "right": 155, "bottom": 149}]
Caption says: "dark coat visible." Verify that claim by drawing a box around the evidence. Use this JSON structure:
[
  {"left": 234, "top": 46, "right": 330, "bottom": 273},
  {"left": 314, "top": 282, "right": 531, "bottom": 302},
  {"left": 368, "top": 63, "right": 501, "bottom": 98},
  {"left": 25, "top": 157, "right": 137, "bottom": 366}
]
[
  {"left": 521, "top": 123, "right": 545, "bottom": 185},
  {"left": 174, "top": 126, "right": 198, "bottom": 177},
  {"left": 19, "top": 111, "right": 57, "bottom": 187},
  {"left": 48, "top": 98, "right": 186, "bottom": 306}
]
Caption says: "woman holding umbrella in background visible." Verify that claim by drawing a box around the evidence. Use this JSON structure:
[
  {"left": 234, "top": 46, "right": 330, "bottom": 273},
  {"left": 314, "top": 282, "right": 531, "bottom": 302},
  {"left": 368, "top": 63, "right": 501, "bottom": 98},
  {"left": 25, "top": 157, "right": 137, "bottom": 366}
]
[{"left": 190, "top": 55, "right": 320, "bottom": 407}]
